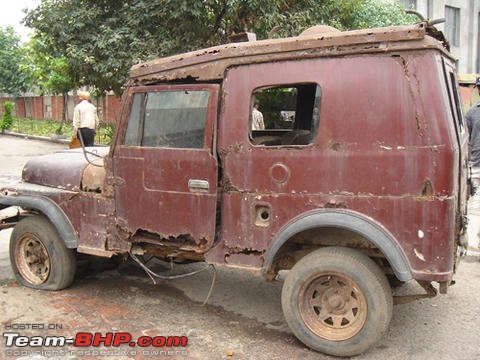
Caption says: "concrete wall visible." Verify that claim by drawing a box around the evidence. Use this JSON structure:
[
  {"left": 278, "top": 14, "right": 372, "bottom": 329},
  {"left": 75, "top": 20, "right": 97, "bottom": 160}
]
[{"left": 391, "top": 0, "right": 480, "bottom": 74}]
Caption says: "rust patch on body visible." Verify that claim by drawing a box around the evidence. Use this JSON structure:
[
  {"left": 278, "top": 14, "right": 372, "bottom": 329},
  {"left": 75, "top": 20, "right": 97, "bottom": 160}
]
[
  {"left": 129, "top": 22, "right": 450, "bottom": 85},
  {"left": 82, "top": 164, "right": 106, "bottom": 192}
]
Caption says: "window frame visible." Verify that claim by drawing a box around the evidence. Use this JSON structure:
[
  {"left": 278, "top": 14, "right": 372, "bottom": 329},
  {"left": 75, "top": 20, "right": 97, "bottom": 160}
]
[
  {"left": 121, "top": 84, "right": 219, "bottom": 151},
  {"left": 445, "top": 5, "right": 460, "bottom": 47},
  {"left": 442, "top": 59, "right": 465, "bottom": 133},
  {"left": 248, "top": 82, "right": 321, "bottom": 147}
]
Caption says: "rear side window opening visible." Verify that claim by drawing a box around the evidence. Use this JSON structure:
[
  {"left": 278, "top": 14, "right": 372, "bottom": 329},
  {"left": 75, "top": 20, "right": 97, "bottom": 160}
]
[
  {"left": 442, "top": 60, "right": 465, "bottom": 132},
  {"left": 249, "top": 83, "right": 321, "bottom": 146},
  {"left": 446, "top": 71, "right": 465, "bottom": 131}
]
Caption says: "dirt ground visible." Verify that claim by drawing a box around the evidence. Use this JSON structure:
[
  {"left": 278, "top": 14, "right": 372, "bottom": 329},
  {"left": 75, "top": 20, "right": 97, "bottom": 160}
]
[
  {"left": 0, "top": 255, "right": 479, "bottom": 360},
  {"left": 1, "top": 136, "right": 480, "bottom": 360}
]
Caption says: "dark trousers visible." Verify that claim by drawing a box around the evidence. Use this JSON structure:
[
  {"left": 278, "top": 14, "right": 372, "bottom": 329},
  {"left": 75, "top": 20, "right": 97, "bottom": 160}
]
[{"left": 77, "top": 128, "right": 95, "bottom": 147}]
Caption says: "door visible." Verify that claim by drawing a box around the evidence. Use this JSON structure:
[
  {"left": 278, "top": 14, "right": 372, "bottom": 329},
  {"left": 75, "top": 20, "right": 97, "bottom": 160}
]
[{"left": 112, "top": 84, "right": 219, "bottom": 252}]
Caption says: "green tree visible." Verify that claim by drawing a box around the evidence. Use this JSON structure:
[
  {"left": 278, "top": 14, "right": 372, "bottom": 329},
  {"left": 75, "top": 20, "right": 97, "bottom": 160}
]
[
  {"left": 21, "top": 38, "right": 75, "bottom": 132},
  {"left": 24, "top": 0, "right": 416, "bottom": 95},
  {"left": 351, "top": 0, "right": 416, "bottom": 29},
  {"left": 25, "top": 0, "right": 142, "bottom": 95},
  {"left": 0, "top": 27, "right": 31, "bottom": 96}
]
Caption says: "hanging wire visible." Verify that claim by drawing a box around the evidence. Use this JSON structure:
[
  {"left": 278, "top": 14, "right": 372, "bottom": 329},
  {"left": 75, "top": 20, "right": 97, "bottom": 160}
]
[
  {"left": 129, "top": 252, "right": 217, "bottom": 306},
  {"left": 77, "top": 129, "right": 104, "bottom": 167}
]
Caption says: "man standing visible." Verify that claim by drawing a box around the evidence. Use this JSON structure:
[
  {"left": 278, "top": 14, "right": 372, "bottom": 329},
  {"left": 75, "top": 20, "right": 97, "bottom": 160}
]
[
  {"left": 73, "top": 91, "right": 99, "bottom": 147},
  {"left": 466, "top": 79, "right": 480, "bottom": 166},
  {"left": 465, "top": 79, "right": 480, "bottom": 253},
  {"left": 252, "top": 98, "right": 265, "bottom": 130}
]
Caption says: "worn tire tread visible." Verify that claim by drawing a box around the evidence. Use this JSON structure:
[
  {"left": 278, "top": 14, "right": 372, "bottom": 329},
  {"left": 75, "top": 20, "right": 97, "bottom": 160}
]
[
  {"left": 281, "top": 246, "right": 393, "bottom": 357},
  {"left": 9, "top": 215, "right": 76, "bottom": 290}
]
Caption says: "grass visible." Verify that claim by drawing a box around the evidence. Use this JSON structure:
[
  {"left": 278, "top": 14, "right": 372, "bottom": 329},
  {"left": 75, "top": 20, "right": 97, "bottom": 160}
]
[{"left": 8, "top": 117, "right": 113, "bottom": 145}]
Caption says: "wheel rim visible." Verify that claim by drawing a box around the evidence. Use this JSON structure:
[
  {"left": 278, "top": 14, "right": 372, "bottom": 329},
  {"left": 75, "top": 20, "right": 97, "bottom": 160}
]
[
  {"left": 14, "top": 232, "right": 50, "bottom": 285},
  {"left": 299, "top": 272, "right": 367, "bottom": 341}
]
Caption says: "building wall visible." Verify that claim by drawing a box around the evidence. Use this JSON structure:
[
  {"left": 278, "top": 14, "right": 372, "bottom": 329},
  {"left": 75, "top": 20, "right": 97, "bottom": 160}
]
[
  {"left": 0, "top": 94, "right": 120, "bottom": 124},
  {"left": 102, "top": 95, "right": 122, "bottom": 124},
  {"left": 50, "top": 95, "right": 64, "bottom": 121},
  {"left": 394, "top": 0, "right": 480, "bottom": 74}
]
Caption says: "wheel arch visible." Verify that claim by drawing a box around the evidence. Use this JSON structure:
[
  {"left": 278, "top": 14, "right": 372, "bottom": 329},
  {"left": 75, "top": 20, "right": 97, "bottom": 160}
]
[
  {"left": 0, "top": 194, "right": 78, "bottom": 249},
  {"left": 262, "top": 209, "right": 412, "bottom": 282}
]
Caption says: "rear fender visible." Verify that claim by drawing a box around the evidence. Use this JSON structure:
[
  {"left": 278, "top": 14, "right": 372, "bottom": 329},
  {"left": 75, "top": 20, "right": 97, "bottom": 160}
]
[{"left": 263, "top": 209, "right": 412, "bottom": 282}]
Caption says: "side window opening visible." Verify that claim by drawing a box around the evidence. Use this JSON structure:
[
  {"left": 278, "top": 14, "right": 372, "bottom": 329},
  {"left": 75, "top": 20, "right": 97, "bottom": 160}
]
[
  {"left": 249, "top": 83, "right": 321, "bottom": 146},
  {"left": 123, "top": 93, "right": 145, "bottom": 146},
  {"left": 447, "top": 71, "right": 464, "bottom": 130},
  {"left": 122, "top": 90, "right": 210, "bottom": 149},
  {"left": 442, "top": 60, "right": 464, "bottom": 132}
]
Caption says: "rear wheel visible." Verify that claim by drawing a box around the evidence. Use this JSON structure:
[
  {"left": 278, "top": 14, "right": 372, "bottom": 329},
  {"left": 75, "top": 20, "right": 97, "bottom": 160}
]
[
  {"left": 281, "top": 246, "right": 392, "bottom": 357},
  {"left": 10, "top": 215, "right": 76, "bottom": 290}
]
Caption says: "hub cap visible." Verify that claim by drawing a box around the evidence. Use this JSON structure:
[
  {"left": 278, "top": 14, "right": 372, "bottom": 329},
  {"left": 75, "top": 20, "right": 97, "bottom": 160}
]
[
  {"left": 14, "top": 233, "right": 50, "bottom": 285},
  {"left": 299, "top": 272, "right": 367, "bottom": 341}
]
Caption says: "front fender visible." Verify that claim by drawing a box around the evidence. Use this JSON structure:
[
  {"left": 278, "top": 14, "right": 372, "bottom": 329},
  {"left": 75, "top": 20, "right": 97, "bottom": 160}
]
[
  {"left": 263, "top": 209, "right": 412, "bottom": 282},
  {"left": 0, "top": 189, "right": 78, "bottom": 249}
]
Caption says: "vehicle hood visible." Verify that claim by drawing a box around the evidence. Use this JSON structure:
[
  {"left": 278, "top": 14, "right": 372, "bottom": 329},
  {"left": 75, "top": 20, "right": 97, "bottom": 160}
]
[{"left": 22, "top": 147, "right": 109, "bottom": 192}]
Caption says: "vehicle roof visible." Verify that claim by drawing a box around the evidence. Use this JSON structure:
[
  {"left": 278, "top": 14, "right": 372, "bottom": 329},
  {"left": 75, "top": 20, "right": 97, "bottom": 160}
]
[{"left": 129, "top": 22, "right": 451, "bottom": 85}]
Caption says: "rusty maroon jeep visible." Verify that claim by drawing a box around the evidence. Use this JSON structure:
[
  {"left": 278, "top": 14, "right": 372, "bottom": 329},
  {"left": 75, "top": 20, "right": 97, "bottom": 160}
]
[{"left": 0, "top": 21, "right": 469, "bottom": 356}]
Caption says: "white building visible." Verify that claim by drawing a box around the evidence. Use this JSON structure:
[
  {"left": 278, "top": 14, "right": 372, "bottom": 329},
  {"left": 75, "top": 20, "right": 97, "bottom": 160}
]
[{"left": 395, "top": 0, "right": 480, "bottom": 74}]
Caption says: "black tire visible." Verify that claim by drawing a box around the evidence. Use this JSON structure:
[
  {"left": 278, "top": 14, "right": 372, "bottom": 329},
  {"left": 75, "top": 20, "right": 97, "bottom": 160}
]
[
  {"left": 281, "top": 246, "right": 392, "bottom": 357},
  {"left": 9, "top": 215, "right": 76, "bottom": 290}
]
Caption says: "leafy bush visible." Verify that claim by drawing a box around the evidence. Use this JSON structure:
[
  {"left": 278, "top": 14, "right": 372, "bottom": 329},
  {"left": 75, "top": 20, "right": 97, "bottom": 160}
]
[
  {"left": 9, "top": 117, "right": 112, "bottom": 145},
  {"left": 1, "top": 101, "right": 14, "bottom": 130},
  {"left": 102, "top": 123, "right": 115, "bottom": 144}
]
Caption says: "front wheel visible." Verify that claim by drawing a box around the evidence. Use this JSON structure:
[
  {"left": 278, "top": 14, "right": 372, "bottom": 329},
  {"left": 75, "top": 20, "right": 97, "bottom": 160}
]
[
  {"left": 281, "top": 247, "right": 392, "bottom": 357},
  {"left": 9, "top": 215, "right": 76, "bottom": 290}
]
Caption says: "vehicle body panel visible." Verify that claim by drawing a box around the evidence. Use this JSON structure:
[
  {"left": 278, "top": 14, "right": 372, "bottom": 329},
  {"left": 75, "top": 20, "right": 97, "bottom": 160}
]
[
  {"left": 211, "top": 53, "right": 465, "bottom": 282},
  {"left": 111, "top": 84, "right": 220, "bottom": 253},
  {"left": 22, "top": 148, "right": 108, "bottom": 191}
]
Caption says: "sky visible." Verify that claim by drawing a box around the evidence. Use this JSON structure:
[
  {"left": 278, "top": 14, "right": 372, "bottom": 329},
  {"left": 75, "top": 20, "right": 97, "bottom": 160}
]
[{"left": 0, "top": 0, "right": 40, "bottom": 42}]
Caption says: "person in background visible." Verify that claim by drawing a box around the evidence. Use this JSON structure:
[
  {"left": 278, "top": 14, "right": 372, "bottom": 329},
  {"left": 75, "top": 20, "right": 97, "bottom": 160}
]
[
  {"left": 466, "top": 78, "right": 480, "bottom": 187},
  {"left": 465, "top": 78, "right": 480, "bottom": 254},
  {"left": 252, "top": 98, "right": 265, "bottom": 130},
  {"left": 73, "top": 90, "right": 99, "bottom": 147}
]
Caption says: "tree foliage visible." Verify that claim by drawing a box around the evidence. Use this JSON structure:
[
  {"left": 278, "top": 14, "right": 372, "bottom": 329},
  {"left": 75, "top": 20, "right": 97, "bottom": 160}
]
[
  {"left": 0, "top": 27, "right": 30, "bottom": 96},
  {"left": 351, "top": 0, "right": 417, "bottom": 29},
  {"left": 22, "top": 38, "right": 73, "bottom": 96},
  {"left": 21, "top": 0, "right": 415, "bottom": 96}
]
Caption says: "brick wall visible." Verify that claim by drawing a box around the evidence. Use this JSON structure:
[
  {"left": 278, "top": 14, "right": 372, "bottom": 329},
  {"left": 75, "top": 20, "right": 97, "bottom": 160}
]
[
  {"left": 31, "top": 97, "right": 44, "bottom": 119},
  {"left": 102, "top": 94, "right": 121, "bottom": 123},
  {"left": 0, "top": 94, "right": 120, "bottom": 124},
  {"left": 50, "top": 95, "right": 64, "bottom": 121}
]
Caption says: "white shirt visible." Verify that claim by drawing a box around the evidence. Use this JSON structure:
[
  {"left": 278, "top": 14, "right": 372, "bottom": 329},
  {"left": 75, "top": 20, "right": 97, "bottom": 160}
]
[
  {"left": 252, "top": 108, "right": 265, "bottom": 130},
  {"left": 73, "top": 100, "right": 99, "bottom": 130}
]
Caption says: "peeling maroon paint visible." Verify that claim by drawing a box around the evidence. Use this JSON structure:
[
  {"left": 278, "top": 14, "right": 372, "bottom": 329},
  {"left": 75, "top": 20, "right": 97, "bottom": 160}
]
[{"left": 0, "top": 22, "right": 468, "bottom": 288}]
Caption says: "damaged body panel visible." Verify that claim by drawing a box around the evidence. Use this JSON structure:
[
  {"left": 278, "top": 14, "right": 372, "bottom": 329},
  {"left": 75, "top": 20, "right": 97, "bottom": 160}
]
[
  {"left": 111, "top": 83, "right": 220, "bottom": 254},
  {"left": 22, "top": 148, "right": 109, "bottom": 191},
  {"left": 212, "top": 53, "right": 466, "bottom": 283},
  {"left": 0, "top": 147, "right": 115, "bottom": 252},
  {"left": 130, "top": 23, "right": 445, "bottom": 84},
  {"left": 0, "top": 21, "right": 469, "bottom": 357}
]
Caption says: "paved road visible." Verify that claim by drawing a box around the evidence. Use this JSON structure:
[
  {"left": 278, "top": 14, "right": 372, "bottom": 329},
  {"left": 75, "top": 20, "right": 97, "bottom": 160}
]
[
  {"left": 0, "top": 134, "right": 66, "bottom": 186},
  {"left": 0, "top": 135, "right": 479, "bottom": 360},
  {"left": 0, "top": 136, "right": 66, "bottom": 281}
]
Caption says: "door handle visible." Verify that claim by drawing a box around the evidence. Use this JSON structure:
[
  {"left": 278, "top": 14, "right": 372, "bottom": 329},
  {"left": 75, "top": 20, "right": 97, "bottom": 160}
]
[{"left": 188, "top": 179, "right": 210, "bottom": 192}]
